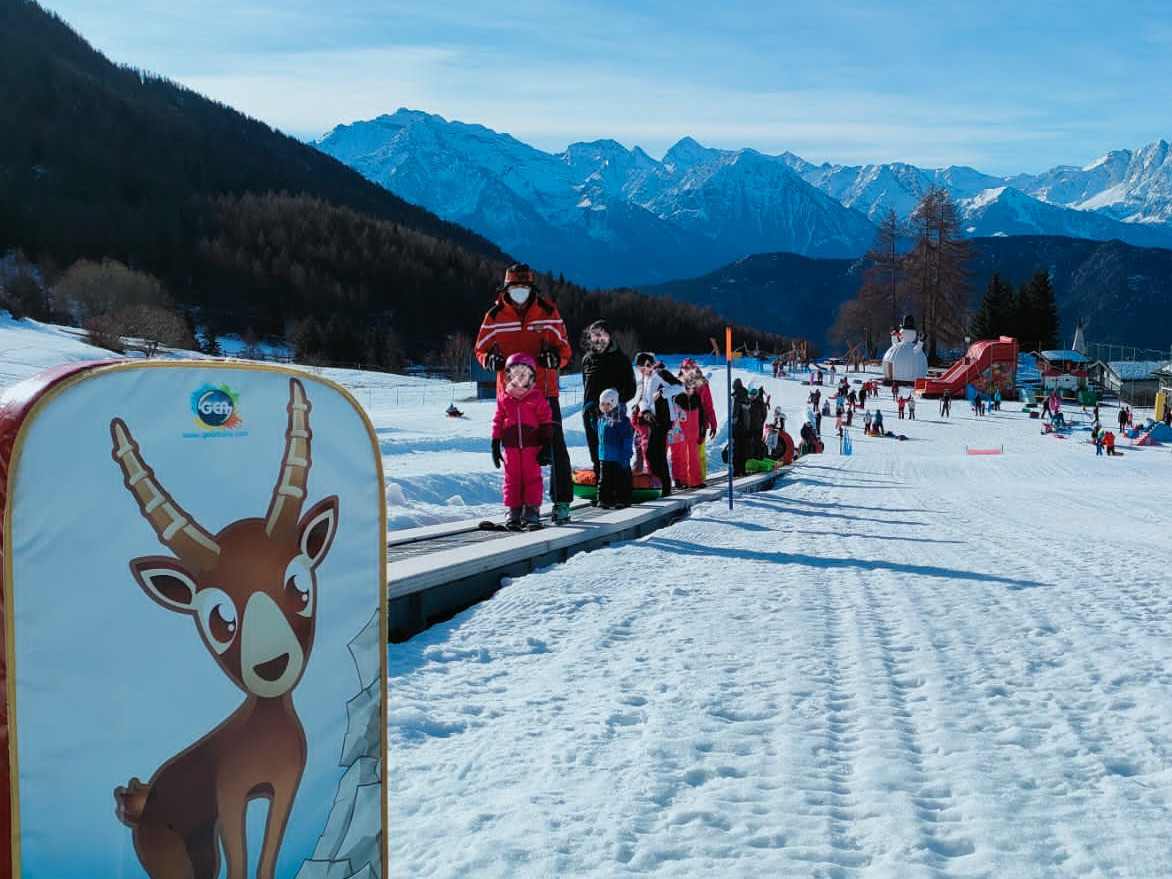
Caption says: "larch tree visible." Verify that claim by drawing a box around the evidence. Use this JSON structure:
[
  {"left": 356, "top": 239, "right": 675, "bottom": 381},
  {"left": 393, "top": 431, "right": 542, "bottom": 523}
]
[
  {"left": 860, "top": 208, "right": 907, "bottom": 328},
  {"left": 901, "top": 186, "right": 972, "bottom": 363},
  {"left": 832, "top": 208, "right": 906, "bottom": 358}
]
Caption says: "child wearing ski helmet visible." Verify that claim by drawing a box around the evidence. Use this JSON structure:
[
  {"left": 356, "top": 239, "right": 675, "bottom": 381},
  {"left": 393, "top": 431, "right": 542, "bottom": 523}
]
[
  {"left": 678, "top": 358, "right": 718, "bottom": 477},
  {"left": 596, "top": 388, "right": 634, "bottom": 508},
  {"left": 668, "top": 379, "right": 706, "bottom": 489},
  {"left": 491, "top": 352, "right": 554, "bottom": 530},
  {"left": 475, "top": 263, "right": 575, "bottom": 523}
]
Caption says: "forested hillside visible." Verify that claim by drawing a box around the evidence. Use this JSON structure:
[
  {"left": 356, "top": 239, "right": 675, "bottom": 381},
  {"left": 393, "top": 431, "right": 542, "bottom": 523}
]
[{"left": 638, "top": 236, "right": 1172, "bottom": 353}]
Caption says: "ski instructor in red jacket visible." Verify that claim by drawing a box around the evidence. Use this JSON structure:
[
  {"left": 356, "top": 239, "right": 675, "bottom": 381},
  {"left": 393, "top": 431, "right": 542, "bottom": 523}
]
[{"left": 475, "top": 264, "right": 575, "bottom": 524}]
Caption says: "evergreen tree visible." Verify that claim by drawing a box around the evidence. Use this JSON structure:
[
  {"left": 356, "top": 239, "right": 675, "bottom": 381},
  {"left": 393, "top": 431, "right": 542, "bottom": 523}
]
[
  {"left": 969, "top": 271, "right": 1016, "bottom": 340},
  {"left": 1016, "top": 269, "right": 1060, "bottom": 351},
  {"left": 201, "top": 328, "right": 223, "bottom": 357}
]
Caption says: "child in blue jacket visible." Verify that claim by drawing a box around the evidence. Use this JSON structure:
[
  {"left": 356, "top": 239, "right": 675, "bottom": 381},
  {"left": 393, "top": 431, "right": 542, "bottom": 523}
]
[{"left": 596, "top": 388, "right": 634, "bottom": 508}]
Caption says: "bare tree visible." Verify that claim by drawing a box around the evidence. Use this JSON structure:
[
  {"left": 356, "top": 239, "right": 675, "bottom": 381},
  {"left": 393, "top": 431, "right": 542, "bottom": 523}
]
[
  {"left": 83, "top": 314, "right": 124, "bottom": 352},
  {"left": 240, "top": 325, "right": 264, "bottom": 360},
  {"left": 54, "top": 259, "right": 169, "bottom": 324},
  {"left": 901, "top": 186, "right": 971, "bottom": 362},
  {"left": 114, "top": 303, "right": 196, "bottom": 356},
  {"left": 859, "top": 208, "right": 908, "bottom": 328},
  {"left": 830, "top": 210, "right": 906, "bottom": 358},
  {"left": 440, "top": 332, "right": 474, "bottom": 381},
  {"left": 612, "top": 328, "right": 640, "bottom": 362},
  {"left": 829, "top": 297, "right": 887, "bottom": 359}
]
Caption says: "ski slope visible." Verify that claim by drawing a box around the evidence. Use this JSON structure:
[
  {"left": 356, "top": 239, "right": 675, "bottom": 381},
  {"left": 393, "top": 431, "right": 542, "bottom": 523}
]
[{"left": 2, "top": 316, "right": 1170, "bottom": 877}]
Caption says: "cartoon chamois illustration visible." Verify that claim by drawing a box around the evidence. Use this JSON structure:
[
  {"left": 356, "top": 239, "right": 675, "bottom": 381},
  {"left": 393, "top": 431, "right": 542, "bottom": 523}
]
[{"left": 110, "top": 377, "right": 339, "bottom": 879}]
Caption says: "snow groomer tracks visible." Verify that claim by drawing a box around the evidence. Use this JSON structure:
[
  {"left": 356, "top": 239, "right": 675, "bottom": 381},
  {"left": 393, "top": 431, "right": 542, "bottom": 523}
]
[{"left": 386, "top": 469, "right": 787, "bottom": 641}]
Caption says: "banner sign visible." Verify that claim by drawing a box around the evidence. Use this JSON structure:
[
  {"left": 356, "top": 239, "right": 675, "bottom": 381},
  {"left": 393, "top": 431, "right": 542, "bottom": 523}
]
[{"left": 0, "top": 360, "right": 387, "bottom": 879}]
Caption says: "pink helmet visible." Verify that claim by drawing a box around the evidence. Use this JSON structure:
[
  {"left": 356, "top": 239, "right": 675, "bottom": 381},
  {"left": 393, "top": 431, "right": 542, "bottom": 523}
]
[{"left": 505, "top": 352, "right": 537, "bottom": 373}]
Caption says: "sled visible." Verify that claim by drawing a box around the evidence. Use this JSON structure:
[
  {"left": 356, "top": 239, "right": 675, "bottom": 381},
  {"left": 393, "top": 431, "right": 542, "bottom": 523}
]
[
  {"left": 571, "top": 468, "right": 662, "bottom": 501},
  {"left": 745, "top": 457, "right": 781, "bottom": 473}
]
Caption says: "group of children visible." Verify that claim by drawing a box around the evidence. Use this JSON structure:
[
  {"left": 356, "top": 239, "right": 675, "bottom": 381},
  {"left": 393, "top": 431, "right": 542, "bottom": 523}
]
[
  {"left": 1092, "top": 426, "right": 1119, "bottom": 455},
  {"left": 622, "top": 354, "right": 718, "bottom": 501},
  {"left": 489, "top": 342, "right": 726, "bottom": 528}
]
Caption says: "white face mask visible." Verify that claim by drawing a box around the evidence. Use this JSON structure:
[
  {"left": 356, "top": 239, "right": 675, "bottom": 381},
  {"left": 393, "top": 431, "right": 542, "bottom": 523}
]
[{"left": 507, "top": 286, "right": 531, "bottom": 305}]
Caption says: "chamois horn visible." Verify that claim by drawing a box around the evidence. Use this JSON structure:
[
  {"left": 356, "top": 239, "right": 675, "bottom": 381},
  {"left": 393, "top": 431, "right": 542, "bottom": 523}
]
[
  {"left": 264, "top": 378, "right": 312, "bottom": 539},
  {"left": 111, "top": 418, "right": 221, "bottom": 572}
]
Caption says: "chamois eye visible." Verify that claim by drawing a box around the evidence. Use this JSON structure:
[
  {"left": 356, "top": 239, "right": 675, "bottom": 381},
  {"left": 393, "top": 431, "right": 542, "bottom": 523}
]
[
  {"left": 284, "top": 560, "right": 315, "bottom": 618},
  {"left": 195, "top": 588, "right": 238, "bottom": 654},
  {"left": 209, "top": 603, "right": 236, "bottom": 643}
]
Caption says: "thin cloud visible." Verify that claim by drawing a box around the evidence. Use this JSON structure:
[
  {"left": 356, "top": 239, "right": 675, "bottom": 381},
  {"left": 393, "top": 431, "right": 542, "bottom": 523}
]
[{"left": 39, "top": 0, "right": 1172, "bottom": 176}]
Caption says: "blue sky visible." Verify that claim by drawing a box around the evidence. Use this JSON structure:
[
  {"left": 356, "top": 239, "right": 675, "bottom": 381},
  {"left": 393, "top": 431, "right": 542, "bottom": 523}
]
[{"left": 41, "top": 0, "right": 1172, "bottom": 175}]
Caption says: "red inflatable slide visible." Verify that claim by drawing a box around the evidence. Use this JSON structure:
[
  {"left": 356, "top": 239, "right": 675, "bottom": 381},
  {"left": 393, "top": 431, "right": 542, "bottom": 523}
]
[{"left": 916, "top": 336, "right": 1019, "bottom": 398}]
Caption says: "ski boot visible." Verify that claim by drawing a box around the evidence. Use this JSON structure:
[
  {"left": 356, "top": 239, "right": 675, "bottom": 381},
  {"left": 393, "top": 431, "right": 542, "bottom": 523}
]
[
  {"left": 505, "top": 507, "right": 524, "bottom": 531},
  {"left": 551, "top": 501, "right": 571, "bottom": 525},
  {"left": 522, "top": 504, "right": 543, "bottom": 531}
]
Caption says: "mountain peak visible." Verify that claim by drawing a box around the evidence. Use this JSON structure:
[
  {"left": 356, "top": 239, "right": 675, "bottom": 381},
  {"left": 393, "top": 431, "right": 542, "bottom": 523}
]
[
  {"left": 314, "top": 110, "right": 1172, "bottom": 288},
  {"left": 662, "top": 136, "right": 718, "bottom": 172}
]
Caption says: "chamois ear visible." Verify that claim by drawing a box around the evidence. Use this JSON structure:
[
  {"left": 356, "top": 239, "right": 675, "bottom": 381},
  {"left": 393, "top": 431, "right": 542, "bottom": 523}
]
[
  {"left": 299, "top": 496, "right": 339, "bottom": 567},
  {"left": 129, "top": 556, "right": 200, "bottom": 614}
]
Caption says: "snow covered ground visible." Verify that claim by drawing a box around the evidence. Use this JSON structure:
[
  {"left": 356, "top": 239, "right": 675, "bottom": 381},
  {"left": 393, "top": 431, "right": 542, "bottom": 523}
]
[{"left": 3, "top": 316, "right": 1172, "bottom": 877}]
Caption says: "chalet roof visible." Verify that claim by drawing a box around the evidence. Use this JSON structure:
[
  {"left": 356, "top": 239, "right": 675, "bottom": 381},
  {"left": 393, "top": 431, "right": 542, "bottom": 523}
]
[
  {"left": 1103, "top": 360, "right": 1165, "bottom": 381},
  {"left": 1038, "top": 350, "right": 1090, "bottom": 364}
]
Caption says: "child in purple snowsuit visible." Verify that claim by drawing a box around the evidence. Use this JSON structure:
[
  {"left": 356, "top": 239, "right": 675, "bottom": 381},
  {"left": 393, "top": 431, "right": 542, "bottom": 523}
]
[{"left": 492, "top": 353, "right": 554, "bottom": 530}]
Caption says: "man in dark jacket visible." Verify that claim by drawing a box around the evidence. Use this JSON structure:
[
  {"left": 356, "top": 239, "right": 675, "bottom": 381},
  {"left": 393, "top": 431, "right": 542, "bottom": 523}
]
[
  {"left": 580, "top": 319, "right": 637, "bottom": 474},
  {"left": 730, "top": 378, "right": 752, "bottom": 477},
  {"left": 747, "top": 386, "right": 768, "bottom": 459}
]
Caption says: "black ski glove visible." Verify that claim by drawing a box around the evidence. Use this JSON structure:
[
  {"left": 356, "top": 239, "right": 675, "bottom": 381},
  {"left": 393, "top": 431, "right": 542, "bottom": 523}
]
[
  {"left": 491, "top": 438, "right": 502, "bottom": 469},
  {"left": 484, "top": 349, "right": 507, "bottom": 372},
  {"left": 537, "top": 347, "right": 561, "bottom": 369},
  {"left": 537, "top": 440, "right": 552, "bottom": 466}
]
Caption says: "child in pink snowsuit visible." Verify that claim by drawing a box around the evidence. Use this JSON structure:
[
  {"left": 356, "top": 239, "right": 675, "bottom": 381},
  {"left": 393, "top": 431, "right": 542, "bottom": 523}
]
[
  {"left": 668, "top": 380, "right": 706, "bottom": 488},
  {"left": 678, "top": 358, "right": 718, "bottom": 477},
  {"left": 491, "top": 353, "right": 554, "bottom": 530}
]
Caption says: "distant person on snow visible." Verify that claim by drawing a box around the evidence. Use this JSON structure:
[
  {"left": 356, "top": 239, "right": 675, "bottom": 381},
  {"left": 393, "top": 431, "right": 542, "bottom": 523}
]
[
  {"left": 729, "top": 377, "right": 753, "bottom": 477},
  {"left": 475, "top": 263, "right": 575, "bottom": 523},
  {"left": 490, "top": 353, "right": 553, "bottom": 531}
]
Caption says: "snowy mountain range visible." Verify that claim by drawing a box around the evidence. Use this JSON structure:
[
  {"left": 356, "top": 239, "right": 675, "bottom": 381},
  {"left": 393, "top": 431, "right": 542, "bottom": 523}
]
[{"left": 315, "top": 109, "right": 1172, "bottom": 289}]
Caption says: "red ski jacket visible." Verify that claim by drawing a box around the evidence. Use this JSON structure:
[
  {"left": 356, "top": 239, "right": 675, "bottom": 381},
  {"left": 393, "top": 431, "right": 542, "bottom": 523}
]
[{"left": 474, "top": 292, "right": 573, "bottom": 398}]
